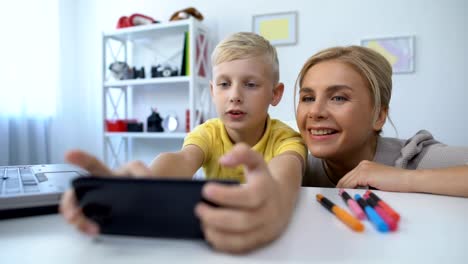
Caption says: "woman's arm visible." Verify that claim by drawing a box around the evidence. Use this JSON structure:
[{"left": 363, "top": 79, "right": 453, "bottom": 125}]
[
  {"left": 337, "top": 161, "right": 468, "bottom": 197},
  {"left": 409, "top": 166, "right": 468, "bottom": 197}
]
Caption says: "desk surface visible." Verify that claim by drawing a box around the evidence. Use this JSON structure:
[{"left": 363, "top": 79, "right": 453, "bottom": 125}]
[{"left": 2, "top": 187, "right": 467, "bottom": 263}]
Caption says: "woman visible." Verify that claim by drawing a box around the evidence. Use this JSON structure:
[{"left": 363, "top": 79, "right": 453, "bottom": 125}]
[{"left": 295, "top": 46, "right": 468, "bottom": 197}]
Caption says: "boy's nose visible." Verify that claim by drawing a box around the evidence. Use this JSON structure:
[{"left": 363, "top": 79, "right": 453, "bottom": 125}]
[
  {"left": 229, "top": 86, "right": 243, "bottom": 103},
  {"left": 230, "top": 97, "right": 242, "bottom": 103}
]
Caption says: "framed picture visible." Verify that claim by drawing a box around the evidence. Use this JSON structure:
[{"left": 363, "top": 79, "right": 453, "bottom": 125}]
[
  {"left": 361, "top": 35, "right": 415, "bottom": 73},
  {"left": 252, "top": 11, "right": 297, "bottom": 46}
]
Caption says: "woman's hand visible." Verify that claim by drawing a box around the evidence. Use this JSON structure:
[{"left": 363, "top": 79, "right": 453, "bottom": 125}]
[
  {"left": 59, "top": 150, "right": 153, "bottom": 235},
  {"left": 336, "top": 160, "right": 413, "bottom": 192},
  {"left": 195, "top": 143, "right": 287, "bottom": 254}
]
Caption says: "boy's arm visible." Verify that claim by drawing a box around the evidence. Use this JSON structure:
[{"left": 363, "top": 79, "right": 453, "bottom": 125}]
[
  {"left": 266, "top": 151, "right": 304, "bottom": 225},
  {"left": 194, "top": 145, "right": 304, "bottom": 253},
  {"left": 149, "top": 144, "right": 205, "bottom": 179}
]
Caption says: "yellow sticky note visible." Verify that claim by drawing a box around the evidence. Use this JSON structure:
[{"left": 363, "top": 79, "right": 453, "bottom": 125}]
[{"left": 259, "top": 18, "right": 289, "bottom": 41}]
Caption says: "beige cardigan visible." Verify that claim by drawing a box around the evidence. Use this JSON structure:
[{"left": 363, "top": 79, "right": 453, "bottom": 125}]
[{"left": 302, "top": 130, "right": 468, "bottom": 187}]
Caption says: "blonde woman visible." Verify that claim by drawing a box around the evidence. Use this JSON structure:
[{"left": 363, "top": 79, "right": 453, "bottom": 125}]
[{"left": 295, "top": 46, "right": 468, "bottom": 197}]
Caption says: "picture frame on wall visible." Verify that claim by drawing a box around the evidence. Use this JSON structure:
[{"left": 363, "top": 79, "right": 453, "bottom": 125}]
[
  {"left": 361, "top": 35, "right": 415, "bottom": 73},
  {"left": 252, "top": 11, "right": 297, "bottom": 46}
]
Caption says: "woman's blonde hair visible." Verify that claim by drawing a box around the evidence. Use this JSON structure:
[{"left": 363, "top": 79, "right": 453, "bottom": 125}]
[
  {"left": 211, "top": 32, "right": 279, "bottom": 84},
  {"left": 294, "top": 46, "right": 393, "bottom": 133}
]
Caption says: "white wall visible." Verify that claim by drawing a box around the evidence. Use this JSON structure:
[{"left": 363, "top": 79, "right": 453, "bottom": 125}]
[{"left": 51, "top": 0, "right": 468, "bottom": 163}]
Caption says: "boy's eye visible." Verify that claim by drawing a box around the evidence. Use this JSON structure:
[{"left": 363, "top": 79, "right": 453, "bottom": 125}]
[
  {"left": 301, "top": 96, "right": 314, "bottom": 102},
  {"left": 217, "top": 82, "right": 230, "bottom": 88},
  {"left": 245, "top": 82, "right": 257, "bottom": 88}
]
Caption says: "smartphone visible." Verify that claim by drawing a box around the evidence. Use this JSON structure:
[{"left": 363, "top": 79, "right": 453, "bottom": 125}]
[{"left": 72, "top": 177, "right": 238, "bottom": 239}]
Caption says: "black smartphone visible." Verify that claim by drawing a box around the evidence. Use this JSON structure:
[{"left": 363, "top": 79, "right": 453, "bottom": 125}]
[{"left": 72, "top": 177, "right": 238, "bottom": 239}]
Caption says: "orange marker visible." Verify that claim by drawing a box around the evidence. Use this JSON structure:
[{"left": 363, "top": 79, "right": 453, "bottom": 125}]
[{"left": 316, "top": 194, "right": 364, "bottom": 232}]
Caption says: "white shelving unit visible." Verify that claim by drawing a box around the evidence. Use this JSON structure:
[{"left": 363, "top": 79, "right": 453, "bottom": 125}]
[{"left": 102, "top": 18, "right": 211, "bottom": 168}]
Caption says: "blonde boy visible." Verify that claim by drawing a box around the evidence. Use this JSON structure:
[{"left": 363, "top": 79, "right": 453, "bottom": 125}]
[
  {"left": 151, "top": 32, "right": 306, "bottom": 181},
  {"left": 61, "top": 32, "right": 306, "bottom": 253}
]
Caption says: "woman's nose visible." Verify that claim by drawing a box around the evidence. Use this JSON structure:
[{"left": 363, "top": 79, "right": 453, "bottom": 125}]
[{"left": 307, "top": 100, "right": 328, "bottom": 120}]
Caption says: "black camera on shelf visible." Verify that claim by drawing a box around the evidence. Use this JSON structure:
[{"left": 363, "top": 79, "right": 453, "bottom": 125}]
[
  {"left": 151, "top": 65, "right": 179, "bottom": 78},
  {"left": 132, "top": 66, "right": 145, "bottom": 79}
]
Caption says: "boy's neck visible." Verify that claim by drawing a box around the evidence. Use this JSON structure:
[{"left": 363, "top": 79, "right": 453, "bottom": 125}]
[{"left": 225, "top": 117, "right": 268, "bottom": 147}]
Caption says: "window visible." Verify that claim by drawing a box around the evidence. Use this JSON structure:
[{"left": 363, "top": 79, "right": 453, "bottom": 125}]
[{"left": 0, "top": 0, "right": 59, "bottom": 117}]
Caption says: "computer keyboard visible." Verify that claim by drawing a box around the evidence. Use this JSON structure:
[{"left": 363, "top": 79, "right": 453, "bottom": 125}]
[{"left": 0, "top": 167, "right": 45, "bottom": 195}]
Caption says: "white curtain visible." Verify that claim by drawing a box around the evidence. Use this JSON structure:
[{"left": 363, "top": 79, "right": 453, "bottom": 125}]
[{"left": 0, "top": 0, "right": 59, "bottom": 165}]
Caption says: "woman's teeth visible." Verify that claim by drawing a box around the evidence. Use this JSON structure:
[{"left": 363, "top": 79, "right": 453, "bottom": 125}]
[{"left": 309, "top": 129, "right": 335, "bottom": 135}]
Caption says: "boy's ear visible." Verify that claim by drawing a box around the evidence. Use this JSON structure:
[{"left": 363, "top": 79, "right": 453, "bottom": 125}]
[
  {"left": 209, "top": 81, "right": 214, "bottom": 100},
  {"left": 271, "top": 82, "right": 284, "bottom": 106},
  {"left": 373, "top": 107, "right": 388, "bottom": 131}
]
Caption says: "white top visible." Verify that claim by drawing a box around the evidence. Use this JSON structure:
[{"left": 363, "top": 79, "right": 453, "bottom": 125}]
[{"left": 1, "top": 187, "right": 467, "bottom": 264}]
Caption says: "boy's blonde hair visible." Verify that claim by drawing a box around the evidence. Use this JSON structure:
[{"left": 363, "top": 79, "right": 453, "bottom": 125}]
[
  {"left": 295, "top": 46, "right": 393, "bottom": 133},
  {"left": 211, "top": 32, "right": 279, "bottom": 84}
]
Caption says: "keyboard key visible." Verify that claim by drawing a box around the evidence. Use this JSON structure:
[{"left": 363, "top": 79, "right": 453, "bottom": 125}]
[
  {"left": 36, "top": 173, "right": 48, "bottom": 182},
  {"left": 17, "top": 167, "right": 39, "bottom": 186},
  {"left": 6, "top": 168, "right": 19, "bottom": 179},
  {"left": 23, "top": 186, "right": 40, "bottom": 193},
  {"left": 22, "top": 180, "right": 38, "bottom": 186},
  {"left": 6, "top": 188, "right": 20, "bottom": 194},
  {"left": 6, "top": 178, "right": 20, "bottom": 189}
]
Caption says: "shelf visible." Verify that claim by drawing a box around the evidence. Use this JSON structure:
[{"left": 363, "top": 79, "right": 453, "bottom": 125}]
[
  {"left": 104, "top": 76, "right": 190, "bottom": 87},
  {"left": 102, "top": 17, "right": 209, "bottom": 167},
  {"left": 105, "top": 132, "right": 187, "bottom": 139},
  {"left": 103, "top": 19, "right": 195, "bottom": 42}
]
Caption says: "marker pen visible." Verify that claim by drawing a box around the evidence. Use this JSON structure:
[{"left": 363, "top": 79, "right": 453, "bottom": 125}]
[
  {"left": 338, "top": 189, "right": 366, "bottom": 220},
  {"left": 316, "top": 194, "right": 364, "bottom": 232},
  {"left": 354, "top": 194, "right": 389, "bottom": 233},
  {"left": 365, "top": 191, "right": 400, "bottom": 222},
  {"left": 364, "top": 196, "right": 398, "bottom": 231}
]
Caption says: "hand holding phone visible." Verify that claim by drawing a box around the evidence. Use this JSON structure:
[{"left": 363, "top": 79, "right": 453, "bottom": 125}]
[{"left": 72, "top": 177, "right": 237, "bottom": 239}]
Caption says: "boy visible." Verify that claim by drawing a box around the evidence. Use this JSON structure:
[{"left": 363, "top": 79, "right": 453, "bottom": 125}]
[
  {"left": 151, "top": 32, "right": 306, "bottom": 182},
  {"left": 61, "top": 32, "right": 306, "bottom": 253}
]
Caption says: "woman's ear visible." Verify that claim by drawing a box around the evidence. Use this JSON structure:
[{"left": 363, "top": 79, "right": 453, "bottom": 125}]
[
  {"left": 271, "top": 82, "right": 285, "bottom": 106},
  {"left": 373, "top": 107, "right": 388, "bottom": 131}
]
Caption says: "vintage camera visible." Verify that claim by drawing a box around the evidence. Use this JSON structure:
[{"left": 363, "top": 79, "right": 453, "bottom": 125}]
[
  {"left": 151, "top": 64, "right": 179, "bottom": 78},
  {"left": 132, "top": 66, "right": 145, "bottom": 79}
]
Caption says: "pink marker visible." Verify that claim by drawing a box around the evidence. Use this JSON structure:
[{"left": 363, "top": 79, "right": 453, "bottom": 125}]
[{"left": 338, "top": 189, "right": 366, "bottom": 220}]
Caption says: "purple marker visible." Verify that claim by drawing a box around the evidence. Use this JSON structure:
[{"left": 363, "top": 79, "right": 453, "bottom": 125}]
[{"left": 339, "top": 189, "right": 366, "bottom": 220}]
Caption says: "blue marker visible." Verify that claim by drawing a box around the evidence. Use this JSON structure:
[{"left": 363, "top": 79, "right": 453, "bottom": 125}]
[{"left": 355, "top": 194, "right": 389, "bottom": 233}]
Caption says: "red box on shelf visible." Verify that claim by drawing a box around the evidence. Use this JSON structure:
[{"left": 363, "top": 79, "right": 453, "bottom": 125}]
[{"left": 105, "top": 119, "right": 127, "bottom": 132}]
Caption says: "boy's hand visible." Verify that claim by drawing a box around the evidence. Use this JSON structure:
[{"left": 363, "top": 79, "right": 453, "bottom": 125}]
[
  {"left": 195, "top": 143, "right": 286, "bottom": 254},
  {"left": 336, "top": 160, "right": 412, "bottom": 191},
  {"left": 60, "top": 150, "right": 153, "bottom": 235}
]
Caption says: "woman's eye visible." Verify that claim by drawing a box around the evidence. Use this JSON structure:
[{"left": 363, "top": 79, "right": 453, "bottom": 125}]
[{"left": 332, "top": 96, "right": 348, "bottom": 102}]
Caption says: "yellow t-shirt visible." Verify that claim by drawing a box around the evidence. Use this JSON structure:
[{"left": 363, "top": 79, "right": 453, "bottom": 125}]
[{"left": 183, "top": 117, "right": 307, "bottom": 183}]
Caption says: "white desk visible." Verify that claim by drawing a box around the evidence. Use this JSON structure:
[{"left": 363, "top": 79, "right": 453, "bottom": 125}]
[{"left": 2, "top": 187, "right": 468, "bottom": 264}]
